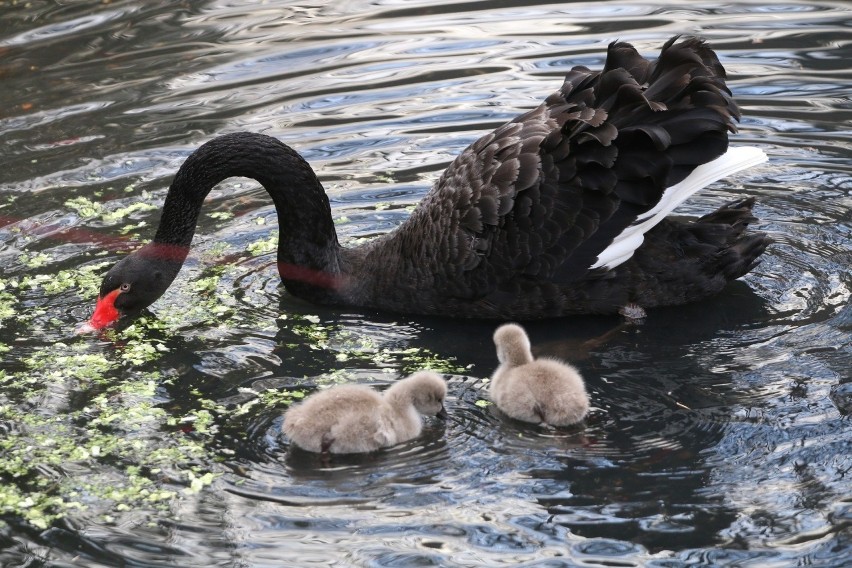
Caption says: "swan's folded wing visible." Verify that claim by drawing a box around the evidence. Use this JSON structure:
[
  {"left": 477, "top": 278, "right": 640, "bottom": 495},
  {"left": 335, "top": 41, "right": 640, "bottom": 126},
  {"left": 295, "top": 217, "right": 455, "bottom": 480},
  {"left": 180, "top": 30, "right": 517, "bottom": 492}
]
[{"left": 416, "top": 37, "right": 748, "bottom": 300}]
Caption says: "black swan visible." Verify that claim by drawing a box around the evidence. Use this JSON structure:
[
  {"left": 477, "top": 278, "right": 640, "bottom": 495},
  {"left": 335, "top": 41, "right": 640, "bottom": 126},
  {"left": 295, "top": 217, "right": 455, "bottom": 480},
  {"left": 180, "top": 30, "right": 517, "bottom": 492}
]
[{"left": 81, "top": 37, "right": 769, "bottom": 331}]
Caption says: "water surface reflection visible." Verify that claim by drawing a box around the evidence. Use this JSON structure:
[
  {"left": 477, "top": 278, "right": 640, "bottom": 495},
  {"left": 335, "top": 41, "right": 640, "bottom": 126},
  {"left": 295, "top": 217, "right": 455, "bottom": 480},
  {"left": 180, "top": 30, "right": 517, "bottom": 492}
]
[{"left": 1, "top": 0, "right": 850, "bottom": 566}]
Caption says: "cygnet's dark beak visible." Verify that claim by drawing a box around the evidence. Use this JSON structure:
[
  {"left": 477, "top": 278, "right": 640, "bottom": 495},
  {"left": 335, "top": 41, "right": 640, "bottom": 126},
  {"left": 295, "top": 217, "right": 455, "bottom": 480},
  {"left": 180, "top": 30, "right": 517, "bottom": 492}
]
[{"left": 436, "top": 405, "right": 448, "bottom": 420}]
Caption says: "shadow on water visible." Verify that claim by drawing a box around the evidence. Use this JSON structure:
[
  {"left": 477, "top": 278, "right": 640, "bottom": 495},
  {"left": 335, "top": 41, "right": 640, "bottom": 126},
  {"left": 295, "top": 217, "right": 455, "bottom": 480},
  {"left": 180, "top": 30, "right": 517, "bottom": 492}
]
[
  {"left": 185, "top": 280, "right": 775, "bottom": 553},
  {"left": 250, "top": 279, "right": 772, "bottom": 398},
  {"left": 6, "top": 274, "right": 782, "bottom": 562}
]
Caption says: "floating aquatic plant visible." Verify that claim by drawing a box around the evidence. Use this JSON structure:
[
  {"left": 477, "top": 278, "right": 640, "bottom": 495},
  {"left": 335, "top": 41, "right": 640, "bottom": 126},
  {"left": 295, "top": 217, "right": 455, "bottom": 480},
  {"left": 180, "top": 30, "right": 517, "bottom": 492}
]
[
  {"left": 0, "top": 227, "right": 468, "bottom": 530},
  {"left": 64, "top": 196, "right": 157, "bottom": 224}
]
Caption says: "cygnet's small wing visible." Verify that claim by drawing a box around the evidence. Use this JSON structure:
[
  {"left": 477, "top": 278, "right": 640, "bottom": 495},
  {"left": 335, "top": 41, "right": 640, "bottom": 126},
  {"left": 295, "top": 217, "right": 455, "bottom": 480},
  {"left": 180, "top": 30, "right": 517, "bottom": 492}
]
[{"left": 283, "top": 385, "right": 384, "bottom": 453}]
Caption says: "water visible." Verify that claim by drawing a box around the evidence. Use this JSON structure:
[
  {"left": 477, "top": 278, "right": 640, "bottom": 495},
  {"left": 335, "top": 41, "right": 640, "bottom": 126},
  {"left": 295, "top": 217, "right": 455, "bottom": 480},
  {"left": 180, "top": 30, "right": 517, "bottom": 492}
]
[{"left": 1, "top": 0, "right": 850, "bottom": 566}]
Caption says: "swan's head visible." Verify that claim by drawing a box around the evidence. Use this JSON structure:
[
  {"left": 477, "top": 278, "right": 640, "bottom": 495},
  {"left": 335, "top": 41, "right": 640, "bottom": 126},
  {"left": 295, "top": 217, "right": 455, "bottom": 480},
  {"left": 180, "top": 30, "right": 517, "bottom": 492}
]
[
  {"left": 77, "top": 243, "right": 187, "bottom": 333},
  {"left": 404, "top": 371, "right": 448, "bottom": 419},
  {"left": 493, "top": 323, "right": 534, "bottom": 366}
]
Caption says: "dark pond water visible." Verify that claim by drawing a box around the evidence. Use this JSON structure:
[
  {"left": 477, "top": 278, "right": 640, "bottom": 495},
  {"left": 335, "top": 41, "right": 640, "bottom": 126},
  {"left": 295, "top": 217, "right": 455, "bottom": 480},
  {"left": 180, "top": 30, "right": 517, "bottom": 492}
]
[{"left": 1, "top": 0, "right": 851, "bottom": 566}]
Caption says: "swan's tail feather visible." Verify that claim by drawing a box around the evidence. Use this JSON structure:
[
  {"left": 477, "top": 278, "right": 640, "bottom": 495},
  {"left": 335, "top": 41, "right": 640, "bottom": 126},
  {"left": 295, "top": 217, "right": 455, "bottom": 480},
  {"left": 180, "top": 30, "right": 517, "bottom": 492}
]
[
  {"left": 719, "top": 233, "right": 769, "bottom": 279},
  {"left": 697, "top": 197, "right": 771, "bottom": 280},
  {"left": 628, "top": 196, "right": 769, "bottom": 309}
]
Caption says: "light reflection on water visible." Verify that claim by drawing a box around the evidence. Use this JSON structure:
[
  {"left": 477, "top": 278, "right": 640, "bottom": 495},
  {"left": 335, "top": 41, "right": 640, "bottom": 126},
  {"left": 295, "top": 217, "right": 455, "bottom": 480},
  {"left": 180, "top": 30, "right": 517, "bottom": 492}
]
[{"left": 1, "top": 0, "right": 851, "bottom": 566}]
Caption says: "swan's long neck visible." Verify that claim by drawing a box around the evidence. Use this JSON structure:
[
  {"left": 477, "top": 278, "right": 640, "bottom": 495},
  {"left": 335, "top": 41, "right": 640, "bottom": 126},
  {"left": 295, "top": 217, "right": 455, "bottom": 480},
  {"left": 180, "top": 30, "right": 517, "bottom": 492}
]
[
  {"left": 383, "top": 381, "right": 412, "bottom": 408},
  {"left": 153, "top": 132, "right": 344, "bottom": 302},
  {"left": 383, "top": 382, "right": 422, "bottom": 435}
]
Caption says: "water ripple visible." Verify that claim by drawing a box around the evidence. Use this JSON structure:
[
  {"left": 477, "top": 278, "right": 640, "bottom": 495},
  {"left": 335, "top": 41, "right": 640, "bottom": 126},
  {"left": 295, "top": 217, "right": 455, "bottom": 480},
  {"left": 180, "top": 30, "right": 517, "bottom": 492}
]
[{"left": 1, "top": 0, "right": 850, "bottom": 566}]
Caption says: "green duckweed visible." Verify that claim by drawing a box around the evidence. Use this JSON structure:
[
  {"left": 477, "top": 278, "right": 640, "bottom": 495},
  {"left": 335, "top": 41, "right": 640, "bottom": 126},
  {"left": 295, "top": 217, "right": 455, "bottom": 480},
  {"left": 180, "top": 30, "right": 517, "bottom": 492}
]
[{"left": 0, "top": 219, "right": 472, "bottom": 531}]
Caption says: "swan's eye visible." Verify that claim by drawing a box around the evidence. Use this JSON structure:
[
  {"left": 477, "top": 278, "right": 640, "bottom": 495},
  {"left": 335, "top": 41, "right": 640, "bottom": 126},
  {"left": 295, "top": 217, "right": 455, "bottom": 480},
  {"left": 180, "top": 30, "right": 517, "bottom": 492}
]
[{"left": 120, "top": 283, "right": 131, "bottom": 292}]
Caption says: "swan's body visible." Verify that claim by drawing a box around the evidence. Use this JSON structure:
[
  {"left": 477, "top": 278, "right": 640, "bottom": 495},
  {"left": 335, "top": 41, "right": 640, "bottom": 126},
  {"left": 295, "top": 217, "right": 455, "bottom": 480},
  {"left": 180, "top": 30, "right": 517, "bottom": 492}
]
[
  {"left": 282, "top": 371, "right": 448, "bottom": 454},
  {"left": 84, "top": 37, "right": 769, "bottom": 330},
  {"left": 491, "top": 323, "right": 589, "bottom": 426}
]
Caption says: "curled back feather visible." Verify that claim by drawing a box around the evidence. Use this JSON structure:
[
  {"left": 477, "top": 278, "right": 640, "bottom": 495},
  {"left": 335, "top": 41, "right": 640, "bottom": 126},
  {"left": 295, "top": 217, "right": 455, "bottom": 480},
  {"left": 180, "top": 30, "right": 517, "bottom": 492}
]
[{"left": 400, "top": 36, "right": 742, "bottom": 299}]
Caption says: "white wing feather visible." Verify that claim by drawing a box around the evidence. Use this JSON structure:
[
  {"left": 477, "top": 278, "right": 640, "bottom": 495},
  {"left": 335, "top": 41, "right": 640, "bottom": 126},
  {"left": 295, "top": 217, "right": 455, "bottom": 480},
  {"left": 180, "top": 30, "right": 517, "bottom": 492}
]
[{"left": 590, "top": 146, "right": 767, "bottom": 270}]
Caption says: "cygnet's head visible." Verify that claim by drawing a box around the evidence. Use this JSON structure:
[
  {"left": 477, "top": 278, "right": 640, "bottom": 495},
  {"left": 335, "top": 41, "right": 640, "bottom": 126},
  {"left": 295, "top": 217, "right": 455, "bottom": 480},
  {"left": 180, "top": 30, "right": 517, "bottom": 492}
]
[
  {"left": 405, "top": 371, "right": 448, "bottom": 418},
  {"left": 493, "top": 323, "right": 533, "bottom": 366}
]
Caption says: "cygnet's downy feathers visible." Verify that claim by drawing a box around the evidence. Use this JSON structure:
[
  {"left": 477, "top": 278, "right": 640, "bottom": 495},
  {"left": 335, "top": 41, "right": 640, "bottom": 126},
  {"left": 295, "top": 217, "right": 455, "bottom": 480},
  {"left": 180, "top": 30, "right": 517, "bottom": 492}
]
[
  {"left": 283, "top": 371, "right": 448, "bottom": 454},
  {"left": 491, "top": 323, "right": 590, "bottom": 426}
]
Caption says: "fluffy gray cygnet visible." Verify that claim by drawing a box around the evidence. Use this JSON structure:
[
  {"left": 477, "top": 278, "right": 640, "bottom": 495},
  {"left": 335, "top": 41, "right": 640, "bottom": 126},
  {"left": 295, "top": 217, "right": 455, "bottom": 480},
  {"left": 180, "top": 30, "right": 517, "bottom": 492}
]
[
  {"left": 491, "top": 323, "right": 590, "bottom": 426},
  {"left": 283, "top": 371, "right": 448, "bottom": 454}
]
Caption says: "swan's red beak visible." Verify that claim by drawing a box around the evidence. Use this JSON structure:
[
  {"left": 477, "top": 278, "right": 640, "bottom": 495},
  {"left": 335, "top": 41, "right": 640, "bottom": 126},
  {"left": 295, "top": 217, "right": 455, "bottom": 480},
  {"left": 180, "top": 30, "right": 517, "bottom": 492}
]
[{"left": 76, "top": 289, "right": 122, "bottom": 334}]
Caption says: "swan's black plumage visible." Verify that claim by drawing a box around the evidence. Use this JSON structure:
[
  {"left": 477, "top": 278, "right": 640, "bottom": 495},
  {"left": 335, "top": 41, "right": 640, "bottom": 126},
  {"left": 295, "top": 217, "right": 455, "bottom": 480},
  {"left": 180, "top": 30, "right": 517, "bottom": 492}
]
[{"left": 88, "top": 37, "right": 769, "bottom": 327}]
